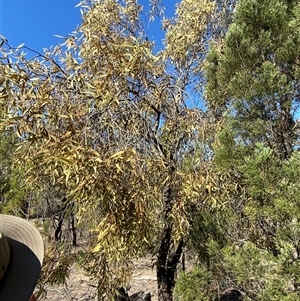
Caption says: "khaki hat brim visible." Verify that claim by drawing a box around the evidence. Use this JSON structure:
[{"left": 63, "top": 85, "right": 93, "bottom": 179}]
[{"left": 0, "top": 214, "right": 44, "bottom": 301}]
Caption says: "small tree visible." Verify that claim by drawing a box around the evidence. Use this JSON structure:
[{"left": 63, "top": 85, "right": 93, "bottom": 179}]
[{"left": 0, "top": 1, "right": 217, "bottom": 300}]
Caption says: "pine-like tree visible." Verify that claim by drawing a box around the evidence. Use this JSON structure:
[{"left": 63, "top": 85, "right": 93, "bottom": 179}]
[
  {"left": 201, "top": 0, "right": 300, "bottom": 299},
  {"left": 206, "top": 0, "right": 300, "bottom": 159}
]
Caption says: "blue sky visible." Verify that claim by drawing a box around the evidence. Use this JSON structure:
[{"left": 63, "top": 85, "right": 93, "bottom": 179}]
[{"left": 0, "top": 0, "right": 179, "bottom": 53}]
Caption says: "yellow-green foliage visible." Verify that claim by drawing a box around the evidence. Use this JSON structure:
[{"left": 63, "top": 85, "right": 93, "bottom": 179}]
[{"left": 0, "top": 1, "right": 217, "bottom": 299}]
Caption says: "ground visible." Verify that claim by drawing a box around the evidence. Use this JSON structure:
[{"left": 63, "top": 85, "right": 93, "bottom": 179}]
[
  {"left": 35, "top": 220, "right": 192, "bottom": 301},
  {"left": 40, "top": 255, "right": 159, "bottom": 301}
]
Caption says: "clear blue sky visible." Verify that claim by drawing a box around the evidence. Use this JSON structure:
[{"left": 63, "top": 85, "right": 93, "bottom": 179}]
[{"left": 0, "top": 0, "right": 179, "bottom": 53}]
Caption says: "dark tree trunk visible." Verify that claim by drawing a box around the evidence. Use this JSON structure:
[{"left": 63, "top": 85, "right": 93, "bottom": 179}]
[
  {"left": 54, "top": 198, "right": 67, "bottom": 241},
  {"left": 271, "top": 100, "right": 295, "bottom": 160},
  {"left": 71, "top": 213, "right": 77, "bottom": 246},
  {"left": 54, "top": 198, "right": 77, "bottom": 245},
  {"left": 156, "top": 187, "right": 184, "bottom": 301}
]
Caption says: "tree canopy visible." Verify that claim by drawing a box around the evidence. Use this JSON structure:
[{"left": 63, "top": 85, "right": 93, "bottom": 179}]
[{"left": 0, "top": 0, "right": 299, "bottom": 300}]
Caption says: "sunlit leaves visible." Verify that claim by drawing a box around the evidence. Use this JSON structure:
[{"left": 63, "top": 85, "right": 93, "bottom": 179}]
[
  {"left": 0, "top": 1, "right": 219, "bottom": 299},
  {"left": 165, "top": 0, "right": 215, "bottom": 67}
]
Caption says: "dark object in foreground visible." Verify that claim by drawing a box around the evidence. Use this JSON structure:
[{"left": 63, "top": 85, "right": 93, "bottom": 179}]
[
  {"left": 115, "top": 287, "right": 151, "bottom": 301},
  {"left": 219, "top": 288, "right": 243, "bottom": 301}
]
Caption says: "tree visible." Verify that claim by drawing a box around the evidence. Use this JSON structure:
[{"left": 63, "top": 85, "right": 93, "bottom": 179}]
[
  {"left": 0, "top": 97, "right": 32, "bottom": 216},
  {"left": 205, "top": 0, "right": 300, "bottom": 159},
  {"left": 191, "top": 0, "right": 300, "bottom": 299},
  {"left": 0, "top": 1, "right": 217, "bottom": 300}
]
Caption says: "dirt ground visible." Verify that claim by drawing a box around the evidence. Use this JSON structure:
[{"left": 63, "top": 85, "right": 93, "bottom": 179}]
[
  {"left": 40, "top": 255, "right": 159, "bottom": 301},
  {"left": 35, "top": 220, "right": 193, "bottom": 301}
]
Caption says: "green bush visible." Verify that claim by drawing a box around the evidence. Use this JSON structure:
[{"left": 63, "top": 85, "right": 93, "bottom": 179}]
[{"left": 174, "top": 268, "right": 215, "bottom": 301}]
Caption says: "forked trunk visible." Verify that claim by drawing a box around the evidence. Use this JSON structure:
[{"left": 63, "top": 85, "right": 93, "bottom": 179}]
[{"left": 156, "top": 187, "right": 184, "bottom": 301}]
